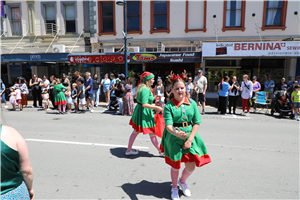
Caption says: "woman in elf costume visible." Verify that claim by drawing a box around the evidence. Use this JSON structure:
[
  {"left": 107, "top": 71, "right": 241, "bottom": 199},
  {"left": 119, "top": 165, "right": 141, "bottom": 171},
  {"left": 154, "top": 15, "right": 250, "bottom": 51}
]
[
  {"left": 126, "top": 72, "right": 164, "bottom": 155},
  {"left": 160, "top": 71, "right": 211, "bottom": 200},
  {"left": 53, "top": 79, "right": 67, "bottom": 114}
]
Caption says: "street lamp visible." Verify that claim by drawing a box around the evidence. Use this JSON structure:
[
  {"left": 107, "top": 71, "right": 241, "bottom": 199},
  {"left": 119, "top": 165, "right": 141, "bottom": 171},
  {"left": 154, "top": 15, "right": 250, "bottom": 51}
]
[{"left": 116, "top": 0, "right": 128, "bottom": 77}]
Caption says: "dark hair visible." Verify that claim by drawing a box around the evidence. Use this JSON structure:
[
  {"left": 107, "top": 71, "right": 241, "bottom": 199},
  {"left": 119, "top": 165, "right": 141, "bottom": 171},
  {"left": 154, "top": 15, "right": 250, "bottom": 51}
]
[
  {"left": 42, "top": 75, "right": 47, "bottom": 79},
  {"left": 20, "top": 78, "right": 25, "bottom": 84},
  {"left": 93, "top": 74, "right": 98, "bottom": 80},
  {"left": 80, "top": 78, "right": 85, "bottom": 84},
  {"left": 62, "top": 82, "right": 69, "bottom": 87},
  {"left": 220, "top": 76, "right": 229, "bottom": 90}
]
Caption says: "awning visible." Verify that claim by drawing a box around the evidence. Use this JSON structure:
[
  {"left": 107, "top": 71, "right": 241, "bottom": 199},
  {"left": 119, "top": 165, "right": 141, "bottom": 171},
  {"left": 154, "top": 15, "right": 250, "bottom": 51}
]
[
  {"left": 2, "top": 53, "right": 69, "bottom": 62},
  {"left": 68, "top": 53, "right": 128, "bottom": 64},
  {"left": 129, "top": 52, "right": 202, "bottom": 63}
]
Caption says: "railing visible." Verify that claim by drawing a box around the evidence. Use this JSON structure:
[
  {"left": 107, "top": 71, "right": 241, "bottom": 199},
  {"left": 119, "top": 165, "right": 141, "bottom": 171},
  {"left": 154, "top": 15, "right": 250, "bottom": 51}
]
[{"left": 45, "top": 23, "right": 58, "bottom": 36}]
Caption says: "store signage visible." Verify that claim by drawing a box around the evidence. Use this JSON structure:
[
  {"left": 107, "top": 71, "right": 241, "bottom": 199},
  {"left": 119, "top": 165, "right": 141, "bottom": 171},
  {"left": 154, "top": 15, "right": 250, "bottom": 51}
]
[
  {"left": 203, "top": 41, "right": 300, "bottom": 57},
  {"left": 2, "top": 53, "right": 69, "bottom": 62},
  {"left": 68, "top": 54, "right": 125, "bottom": 64},
  {"left": 208, "top": 68, "right": 236, "bottom": 82},
  {"left": 0, "top": 1, "right": 5, "bottom": 18},
  {"left": 130, "top": 52, "right": 202, "bottom": 63}
]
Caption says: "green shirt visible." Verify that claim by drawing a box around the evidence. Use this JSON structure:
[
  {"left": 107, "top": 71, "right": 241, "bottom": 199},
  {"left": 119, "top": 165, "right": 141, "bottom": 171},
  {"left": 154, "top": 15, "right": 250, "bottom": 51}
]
[
  {"left": 292, "top": 91, "right": 300, "bottom": 103},
  {"left": 0, "top": 125, "right": 23, "bottom": 195}
]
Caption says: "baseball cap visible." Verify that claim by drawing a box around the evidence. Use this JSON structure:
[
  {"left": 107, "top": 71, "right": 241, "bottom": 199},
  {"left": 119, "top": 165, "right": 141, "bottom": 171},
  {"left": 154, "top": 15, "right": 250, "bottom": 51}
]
[
  {"left": 281, "top": 77, "right": 285, "bottom": 80},
  {"left": 198, "top": 70, "right": 203, "bottom": 73},
  {"left": 252, "top": 76, "right": 257, "bottom": 80},
  {"left": 188, "top": 77, "right": 192, "bottom": 80},
  {"left": 157, "top": 78, "right": 162, "bottom": 82}
]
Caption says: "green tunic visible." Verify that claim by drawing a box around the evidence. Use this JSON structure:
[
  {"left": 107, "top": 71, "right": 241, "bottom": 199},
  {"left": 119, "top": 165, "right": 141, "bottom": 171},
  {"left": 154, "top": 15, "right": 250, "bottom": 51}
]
[
  {"left": 129, "top": 85, "right": 156, "bottom": 134},
  {"left": 160, "top": 97, "right": 211, "bottom": 169},
  {"left": 53, "top": 84, "right": 67, "bottom": 105}
]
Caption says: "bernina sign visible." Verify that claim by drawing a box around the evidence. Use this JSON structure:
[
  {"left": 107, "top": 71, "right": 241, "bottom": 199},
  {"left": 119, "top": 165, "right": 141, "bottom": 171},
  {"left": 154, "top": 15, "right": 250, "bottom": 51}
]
[
  {"left": 68, "top": 54, "right": 126, "bottom": 63},
  {"left": 130, "top": 52, "right": 202, "bottom": 63},
  {"left": 203, "top": 41, "right": 300, "bottom": 57}
]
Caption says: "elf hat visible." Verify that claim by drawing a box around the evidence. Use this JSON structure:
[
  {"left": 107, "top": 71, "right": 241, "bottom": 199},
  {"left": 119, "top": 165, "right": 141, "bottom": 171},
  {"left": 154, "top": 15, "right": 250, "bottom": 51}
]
[{"left": 141, "top": 71, "right": 154, "bottom": 82}]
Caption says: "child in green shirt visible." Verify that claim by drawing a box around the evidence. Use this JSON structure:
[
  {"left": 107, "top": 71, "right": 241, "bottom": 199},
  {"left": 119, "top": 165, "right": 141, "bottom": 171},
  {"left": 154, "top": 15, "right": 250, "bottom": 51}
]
[{"left": 291, "top": 85, "right": 300, "bottom": 120}]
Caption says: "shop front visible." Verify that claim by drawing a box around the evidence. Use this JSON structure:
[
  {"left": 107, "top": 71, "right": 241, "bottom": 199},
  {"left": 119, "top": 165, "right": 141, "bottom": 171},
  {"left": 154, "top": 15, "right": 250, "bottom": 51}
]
[
  {"left": 202, "top": 41, "right": 300, "bottom": 97},
  {"left": 129, "top": 52, "right": 202, "bottom": 82},
  {"left": 1, "top": 53, "right": 69, "bottom": 86},
  {"left": 68, "top": 53, "right": 143, "bottom": 80}
]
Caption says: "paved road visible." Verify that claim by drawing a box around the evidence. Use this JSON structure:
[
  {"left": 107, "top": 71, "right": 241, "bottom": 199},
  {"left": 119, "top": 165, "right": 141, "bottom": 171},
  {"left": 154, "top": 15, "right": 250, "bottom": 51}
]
[{"left": 1, "top": 105, "right": 299, "bottom": 199}]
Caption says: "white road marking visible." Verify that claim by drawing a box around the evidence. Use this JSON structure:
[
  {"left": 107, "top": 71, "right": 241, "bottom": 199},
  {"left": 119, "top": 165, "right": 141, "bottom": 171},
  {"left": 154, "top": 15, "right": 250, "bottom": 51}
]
[
  {"left": 222, "top": 115, "right": 251, "bottom": 120},
  {"left": 25, "top": 139, "right": 149, "bottom": 149}
]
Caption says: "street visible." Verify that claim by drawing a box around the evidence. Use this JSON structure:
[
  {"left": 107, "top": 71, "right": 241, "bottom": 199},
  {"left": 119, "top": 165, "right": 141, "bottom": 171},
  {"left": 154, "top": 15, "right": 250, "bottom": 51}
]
[{"left": 1, "top": 105, "right": 299, "bottom": 199}]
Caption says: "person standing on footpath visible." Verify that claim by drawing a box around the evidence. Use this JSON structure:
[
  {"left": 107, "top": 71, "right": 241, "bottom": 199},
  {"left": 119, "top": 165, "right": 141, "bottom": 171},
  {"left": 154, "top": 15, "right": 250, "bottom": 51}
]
[
  {"left": 160, "top": 71, "right": 211, "bottom": 200},
  {"left": 186, "top": 77, "right": 193, "bottom": 97},
  {"left": 29, "top": 74, "right": 42, "bottom": 108},
  {"left": 114, "top": 74, "right": 126, "bottom": 115},
  {"left": 61, "top": 73, "right": 70, "bottom": 87},
  {"left": 194, "top": 70, "right": 207, "bottom": 115},
  {"left": 49, "top": 76, "right": 57, "bottom": 109},
  {"left": 126, "top": 72, "right": 163, "bottom": 155},
  {"left": 92, "top": 74, "right": 100, "bottom": 107},
  {"left": 84, "top": 72, "right": 94, "bottom": 113},
  {"left": 53, "top": 79, "right": 67, "bottom": 115},
  {"left": 20, "top": 78, "right": 29, "bottom": 109},
  {"left": 218, "top": 76, "right": 230, "bottom": 115},
  {"left": 39, "top": 75, "right": 50, "bottom": 94},
  {"left": 101, "top": 74, "right": 111, "bottom": 105},
  {"left": 0, "top": 79, "right": 8, "bottom": 108},
  {"left": 0, "top": 125, "right": 34, "bottom": 200},
  {"left": 122, "top": 77, "right": 135, "bottom": 116},
  {"left": 264, "top": 75, "right": 275, "bottom": 100},
  {"left": 252, "top": 76, "right": 261, "bottom": 111},
  {"left": 240, "top": 75, "right": 253, "bottom": 116},
  {"left": 165, "top": 76, "right": 172, "bottom": 102},
  {"left": 228, "top": 76, "right": 240, "bottom": 114}
]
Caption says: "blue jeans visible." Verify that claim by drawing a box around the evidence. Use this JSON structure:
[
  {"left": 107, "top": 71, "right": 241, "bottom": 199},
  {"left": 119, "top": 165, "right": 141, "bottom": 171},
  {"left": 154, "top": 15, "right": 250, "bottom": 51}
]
[
  {"left": 116, "top": 97, "right": 123, "bottom": 114},
  {"left": 1, "top": 92, "right": 6, "bottom": 103},
  {"left": 93, "top": 89, "right": 100, "bottom": 106}
]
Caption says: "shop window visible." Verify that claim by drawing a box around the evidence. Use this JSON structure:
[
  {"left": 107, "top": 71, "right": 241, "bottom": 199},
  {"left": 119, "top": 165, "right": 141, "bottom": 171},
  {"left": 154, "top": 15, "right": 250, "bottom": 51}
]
[
  {"left": 0, "top": 18, "right": 4, "bottom": 36},
  {"left": 185, "top": 0, "right": 207, "bottom": 33},
  {"left": 146, "top": 47, "right": 157, "bottom": 52},
  {"left": 64, "top": 3, "right": 76, "bottom": 33},
  {"left": 44, "top": 4, "right": 56, "bottom": 34},
  {"left": 126, "top": 1, "right": 142, "bottom": 34},
  {"left": 150, "top": 1, "right": 170, "bottom": 34},
  {"left": 10, "top": 6, "right": 22, "bottom": 35},
  {"left": 222, "top": 1, "right": 246, "bottom": 32},
  {"left": 262, "top": 1, "right": 287, "bottom": 31},
  {"left": 98, "top": 1, "right": 116, "bottom": 36}
]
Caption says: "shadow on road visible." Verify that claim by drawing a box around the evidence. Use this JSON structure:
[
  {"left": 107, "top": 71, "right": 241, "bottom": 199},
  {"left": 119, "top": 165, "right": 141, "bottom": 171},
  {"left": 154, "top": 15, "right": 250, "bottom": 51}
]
[
  {"left": 110, "top": 147, "right": 160, "bottom": 159},
  {"left": 121, "top": 180, "right": 173, "bottom": 199}
]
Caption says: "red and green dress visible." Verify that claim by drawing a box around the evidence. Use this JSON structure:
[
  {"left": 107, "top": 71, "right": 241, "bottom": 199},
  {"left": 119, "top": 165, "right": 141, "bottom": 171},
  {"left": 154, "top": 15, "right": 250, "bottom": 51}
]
[
  {"left": 160, "top": 97, "right": 211, "bottom": 169},
  {"left": 129, "top": 85, "right": 156, "bottom": 134},
  {"left": 53, "top": 84, "right": 67, "bottom": 105}
]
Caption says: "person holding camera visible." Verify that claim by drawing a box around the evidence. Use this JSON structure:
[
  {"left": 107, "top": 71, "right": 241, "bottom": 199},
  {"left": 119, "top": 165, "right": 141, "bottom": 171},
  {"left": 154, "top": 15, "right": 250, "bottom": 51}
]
[
  {"left": 29, "top": 74, "right": 42, "bottom": 108},
  {"left": 228, "top": 76, "right": 240, "bottom": 114}
]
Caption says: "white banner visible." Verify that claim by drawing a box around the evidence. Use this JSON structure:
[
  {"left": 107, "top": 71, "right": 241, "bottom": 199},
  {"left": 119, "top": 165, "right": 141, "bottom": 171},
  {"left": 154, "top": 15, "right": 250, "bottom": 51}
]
[{"left": 202, "top": 41, "right": 300, "bottom": 57}]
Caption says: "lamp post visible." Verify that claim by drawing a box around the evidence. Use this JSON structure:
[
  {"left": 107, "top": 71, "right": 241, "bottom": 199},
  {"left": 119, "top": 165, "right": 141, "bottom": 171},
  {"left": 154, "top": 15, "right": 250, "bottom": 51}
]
[{"left": 116, "top": 0, "right": 128, "bottom": 77}]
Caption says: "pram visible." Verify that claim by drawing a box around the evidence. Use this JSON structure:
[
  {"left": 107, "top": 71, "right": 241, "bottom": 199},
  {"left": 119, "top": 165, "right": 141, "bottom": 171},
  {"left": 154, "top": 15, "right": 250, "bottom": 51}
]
[
  {"left": 270, "top": 90, "right": 293, "bottom": 119},
  {"left": 108, "top": 96, "right": 119, "bottom": 112}
]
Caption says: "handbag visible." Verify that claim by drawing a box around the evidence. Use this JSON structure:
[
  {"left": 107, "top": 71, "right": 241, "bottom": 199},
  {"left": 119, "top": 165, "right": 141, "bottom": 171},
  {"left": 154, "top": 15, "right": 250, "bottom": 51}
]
[{"left": 154, "top": 112, "right": 165, "bottom": 138}]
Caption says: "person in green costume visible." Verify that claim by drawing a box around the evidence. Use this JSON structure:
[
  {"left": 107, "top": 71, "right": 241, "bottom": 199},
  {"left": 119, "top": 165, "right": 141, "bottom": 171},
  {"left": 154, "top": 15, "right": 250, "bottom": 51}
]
[
  {"left": 160, "top": 71, "right": 211, "bottom": 200},
  {"left": 126, "top": 71, "right": 163, "bottom": 156},
  {"left": 53, "top": 79, "right": 67, "bottom": 114}
]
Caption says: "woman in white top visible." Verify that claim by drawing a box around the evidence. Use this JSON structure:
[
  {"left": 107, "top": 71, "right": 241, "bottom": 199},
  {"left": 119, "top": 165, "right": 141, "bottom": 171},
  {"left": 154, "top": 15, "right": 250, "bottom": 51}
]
[
  {"left": 101, "top": 74, "right": 111, "bottom": 105},
  {"left": 240, "top": 74, "right": 253, "bottom": 115}
]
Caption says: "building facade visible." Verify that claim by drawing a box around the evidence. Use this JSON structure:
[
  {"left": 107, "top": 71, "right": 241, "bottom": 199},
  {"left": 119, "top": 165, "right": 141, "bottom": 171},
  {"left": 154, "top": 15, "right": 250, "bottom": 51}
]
[
  {"left": 0, "top": 0, "right": 90, "bottom": 85},
  {"left": 88, "top": 0, "right": 299, "bottom": 98}
]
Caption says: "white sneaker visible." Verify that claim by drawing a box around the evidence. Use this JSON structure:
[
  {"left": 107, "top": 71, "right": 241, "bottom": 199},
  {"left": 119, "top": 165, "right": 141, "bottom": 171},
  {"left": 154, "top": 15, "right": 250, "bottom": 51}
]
[
  {"left": 178, "top": 179, "right": 191, "bottom": 197},
  {"left": 4, "top": 105, "right": 8, "bottom": 108},
  {"left": 171, "top": 187, "right": 180, "bottom": 200},
  {"left": 90, "top": 109, "right": 94, "bottom": 113},
  {"left": 125, "top": 149, "right": 139, "bottom": 156}
]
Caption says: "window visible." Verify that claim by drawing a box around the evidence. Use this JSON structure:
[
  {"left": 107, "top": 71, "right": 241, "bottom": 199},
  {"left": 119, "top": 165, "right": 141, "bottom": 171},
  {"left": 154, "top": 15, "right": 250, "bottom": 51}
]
[
  {"left": 98, "top": 1, "right": 116, "bottom": 36},
  {"left": 150, "top": 1, "right": 170, "bottom": 34},
  {"left": 126, "top": 1, "right": 142, "bottom": 34},
  {"left": 64, "top": 4, "right": 76, "bottom": 33},
  {"left": 222, "top": 1, "right": 246, "bottom": 31},
  {"left": 10, "top": 7, "right": 21, "bottom": 35},
  {"left": 44, "top": 4, "right": 56, "bottom": 34},
  {"left": 185, "top": 0, "right": 207, "bottom": 33},
  {"left": 262, "top": 1, "right": 288, "bottom": 30}
]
